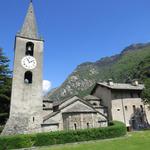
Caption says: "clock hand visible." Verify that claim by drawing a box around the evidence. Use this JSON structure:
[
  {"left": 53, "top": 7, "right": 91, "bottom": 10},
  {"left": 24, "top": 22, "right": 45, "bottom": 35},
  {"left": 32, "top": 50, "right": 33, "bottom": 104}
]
[
  {"left": 27, "top": 58, "right": 30, "bottom": 63},
  {"left": 29, "top": 60, "right": 34, "bottom": 63}
]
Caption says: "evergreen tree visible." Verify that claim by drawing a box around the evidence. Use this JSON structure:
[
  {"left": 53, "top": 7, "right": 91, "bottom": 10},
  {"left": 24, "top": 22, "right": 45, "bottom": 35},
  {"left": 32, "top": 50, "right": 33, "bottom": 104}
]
[{"left": 0, "top": 48, "right": 12, "bottom": 125}]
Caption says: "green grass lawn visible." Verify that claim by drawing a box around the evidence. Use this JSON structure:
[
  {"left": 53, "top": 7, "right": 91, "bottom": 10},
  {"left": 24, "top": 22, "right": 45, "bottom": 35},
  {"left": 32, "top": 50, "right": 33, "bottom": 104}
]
[{"left": 37, "top": 131, "right": 150, "bottom": 150}]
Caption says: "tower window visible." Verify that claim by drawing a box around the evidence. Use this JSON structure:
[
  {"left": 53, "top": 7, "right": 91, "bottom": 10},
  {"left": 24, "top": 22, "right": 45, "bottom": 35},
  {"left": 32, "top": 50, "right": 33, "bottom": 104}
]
[
  {"left": 26, "top": 42, "right": 34, "bottom": 56},
  {"left": 24, "top": 71, "right": 32, "bottom": 84}
]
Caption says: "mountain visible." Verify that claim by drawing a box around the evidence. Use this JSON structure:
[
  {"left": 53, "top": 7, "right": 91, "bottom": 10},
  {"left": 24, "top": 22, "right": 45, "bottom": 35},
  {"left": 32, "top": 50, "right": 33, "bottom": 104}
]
[{"left": 48, "top": 43, "right": 150, "bottom": 101}]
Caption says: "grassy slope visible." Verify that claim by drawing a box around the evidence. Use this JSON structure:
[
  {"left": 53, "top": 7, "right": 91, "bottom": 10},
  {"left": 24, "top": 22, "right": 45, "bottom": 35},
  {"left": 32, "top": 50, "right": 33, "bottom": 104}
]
[{"left": 39, "top": 131, "right": 150, "bottom": 150}]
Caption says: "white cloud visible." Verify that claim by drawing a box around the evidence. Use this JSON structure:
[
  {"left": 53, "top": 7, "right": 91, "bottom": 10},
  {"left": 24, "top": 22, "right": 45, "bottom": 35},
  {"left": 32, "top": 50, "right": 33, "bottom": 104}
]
[{"left": 43, "top": 80, "right": 52, "bottom": 94}]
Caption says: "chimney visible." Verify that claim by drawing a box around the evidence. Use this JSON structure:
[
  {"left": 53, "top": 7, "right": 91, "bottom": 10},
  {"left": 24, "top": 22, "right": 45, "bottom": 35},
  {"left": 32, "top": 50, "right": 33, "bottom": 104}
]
[
  {"left": 108, "top": 79, "right": 114, "bottom": 86},
  {"left": 131, "top": 79, "right": 139, "bottom": 86}
]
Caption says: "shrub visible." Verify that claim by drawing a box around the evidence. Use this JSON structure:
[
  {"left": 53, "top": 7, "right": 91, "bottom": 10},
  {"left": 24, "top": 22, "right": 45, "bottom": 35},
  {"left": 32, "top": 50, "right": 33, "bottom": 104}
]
[
  {"left": 0, "top": 126, "right": 4, "bottom": 134},
  {"left": 0, "top": 121, "right": 126, "bottom": 150}
]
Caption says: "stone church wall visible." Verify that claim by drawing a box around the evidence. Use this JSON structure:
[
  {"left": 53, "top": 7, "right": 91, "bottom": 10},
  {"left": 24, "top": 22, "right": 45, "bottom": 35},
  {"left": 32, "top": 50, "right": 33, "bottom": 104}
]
[{"left": 62, "top": 112, "right": 107, "bottom": 130}]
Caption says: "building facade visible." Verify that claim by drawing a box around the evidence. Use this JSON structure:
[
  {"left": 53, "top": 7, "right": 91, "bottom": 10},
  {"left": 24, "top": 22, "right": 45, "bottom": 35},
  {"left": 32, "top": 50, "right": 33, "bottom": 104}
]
[
  {"left": 91, "top": 80, "right": 150, "bottom": 130},
  {"left": 42, "top": 96, "right": 107, "bottom": 132}
]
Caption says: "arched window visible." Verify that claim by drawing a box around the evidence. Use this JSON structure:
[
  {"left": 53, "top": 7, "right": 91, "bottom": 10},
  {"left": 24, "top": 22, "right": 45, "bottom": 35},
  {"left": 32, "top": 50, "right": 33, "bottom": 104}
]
[
  {"left": 24, "top": 71, "right": 32, "bottom": 84},
  {"left": 26, "top": 42, "right": 34, "bottom": 56}
]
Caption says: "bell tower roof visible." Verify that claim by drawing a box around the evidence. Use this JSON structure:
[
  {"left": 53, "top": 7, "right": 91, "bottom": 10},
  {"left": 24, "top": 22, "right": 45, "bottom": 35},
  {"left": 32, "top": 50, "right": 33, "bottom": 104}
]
[{"left": 19, "top": 1, "right": 39, "bottom": 39}]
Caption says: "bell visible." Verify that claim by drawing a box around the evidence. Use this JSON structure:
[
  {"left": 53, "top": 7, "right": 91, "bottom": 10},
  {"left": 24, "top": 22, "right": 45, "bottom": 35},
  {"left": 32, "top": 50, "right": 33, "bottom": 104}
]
[
  {"left": 28, "top": 46, "right": 32, "bottom": 51},
  {"left": 24, "top": 79, "right": 29, "bottom": 84}
]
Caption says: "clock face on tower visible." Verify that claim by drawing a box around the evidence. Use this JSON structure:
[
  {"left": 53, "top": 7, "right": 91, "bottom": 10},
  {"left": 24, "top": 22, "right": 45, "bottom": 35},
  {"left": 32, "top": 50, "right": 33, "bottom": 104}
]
[{"left": 21, "top": 56, "right": 37, "bottom": 70}]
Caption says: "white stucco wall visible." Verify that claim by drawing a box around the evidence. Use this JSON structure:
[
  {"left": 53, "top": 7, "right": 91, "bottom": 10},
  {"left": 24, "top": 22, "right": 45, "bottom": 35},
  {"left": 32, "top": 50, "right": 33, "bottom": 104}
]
[{"left": 111, "top": 98, "right": 144, "bottom": 126}]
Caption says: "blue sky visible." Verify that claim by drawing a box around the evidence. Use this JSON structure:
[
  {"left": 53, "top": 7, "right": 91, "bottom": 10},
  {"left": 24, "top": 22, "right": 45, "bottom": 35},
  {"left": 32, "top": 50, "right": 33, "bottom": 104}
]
[{"left": 0, "top": 0, "right": 150, "bottom": 89}]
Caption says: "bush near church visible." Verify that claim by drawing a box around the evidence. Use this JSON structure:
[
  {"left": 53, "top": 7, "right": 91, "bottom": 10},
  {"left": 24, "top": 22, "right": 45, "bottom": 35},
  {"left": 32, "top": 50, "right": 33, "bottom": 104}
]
[
  {"left": 0, "top": 121, "right": 126, "bottom": 150},
  {"left": 0, "top": 126, "right": 4, "bottom": 134}
]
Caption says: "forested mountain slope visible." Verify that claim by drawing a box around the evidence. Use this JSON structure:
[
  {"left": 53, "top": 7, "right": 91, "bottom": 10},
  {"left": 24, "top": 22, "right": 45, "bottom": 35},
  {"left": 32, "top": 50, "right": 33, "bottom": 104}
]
[{"left": 48, "top": 43, "right": 150, "bottom": 101}]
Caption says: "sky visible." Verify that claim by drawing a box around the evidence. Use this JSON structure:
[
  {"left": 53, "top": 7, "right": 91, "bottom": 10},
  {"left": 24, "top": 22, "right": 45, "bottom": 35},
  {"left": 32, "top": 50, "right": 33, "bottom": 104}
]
[{"left": 0, "top": 0, "right": 150, "bottom": 92}]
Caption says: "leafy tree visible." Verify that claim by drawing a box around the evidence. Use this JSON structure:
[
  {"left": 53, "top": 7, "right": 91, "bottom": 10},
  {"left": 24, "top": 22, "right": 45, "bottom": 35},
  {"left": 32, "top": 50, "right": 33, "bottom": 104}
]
[
  {"left": 0, "top": 48, "right": 12, "bottom": 125},
  {"left": 142, "top": 85, "right": 150, "bottom": 104},
  {"left": 141, "top": 76, "right": 150, "bottom": 105}
]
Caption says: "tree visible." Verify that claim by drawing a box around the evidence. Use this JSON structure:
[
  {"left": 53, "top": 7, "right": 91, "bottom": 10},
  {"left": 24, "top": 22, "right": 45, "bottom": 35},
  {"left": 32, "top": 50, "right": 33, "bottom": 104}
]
[
  {"left": 134, "top": 56, "right": 150, "bottom": 104},
  {"left": 0, "top": 48, "right": 12, "bottom": 125},
  {"left": 141, "top": 78, "right": 150, "bottom": 105}
]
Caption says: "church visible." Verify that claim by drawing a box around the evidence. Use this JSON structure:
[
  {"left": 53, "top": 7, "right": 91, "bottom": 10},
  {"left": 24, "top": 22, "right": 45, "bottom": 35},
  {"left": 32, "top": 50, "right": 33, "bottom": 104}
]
[{"left": 2, "top": 2, "right": 150, "bottom": 135}]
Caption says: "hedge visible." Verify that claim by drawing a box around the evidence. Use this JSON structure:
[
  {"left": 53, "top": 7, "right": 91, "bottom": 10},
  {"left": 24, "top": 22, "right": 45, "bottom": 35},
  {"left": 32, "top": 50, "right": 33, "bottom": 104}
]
[{"left": 0, "top": 121, "right": 126, "bottom": 150}]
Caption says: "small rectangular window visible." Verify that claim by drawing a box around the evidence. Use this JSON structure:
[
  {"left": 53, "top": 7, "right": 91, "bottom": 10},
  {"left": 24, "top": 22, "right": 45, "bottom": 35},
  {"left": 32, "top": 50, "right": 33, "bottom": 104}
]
[
  {"left": 125, "top": 106, "right": 128, "bottom": 110},
  {"left": 33, "top": 117, "right": 35, "bottom": 122},
  {"left": 140, "top": 105, "right": 143, "bottom": 112},
  {"left": 133, "top": 105, "right": 136, "bottom": 112}
]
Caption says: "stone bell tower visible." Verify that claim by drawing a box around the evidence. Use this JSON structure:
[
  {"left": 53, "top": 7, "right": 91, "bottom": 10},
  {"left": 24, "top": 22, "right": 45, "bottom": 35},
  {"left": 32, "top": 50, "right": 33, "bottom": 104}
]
[{"left": 2, "top": 1, "right": 44, "bottom": 135}]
